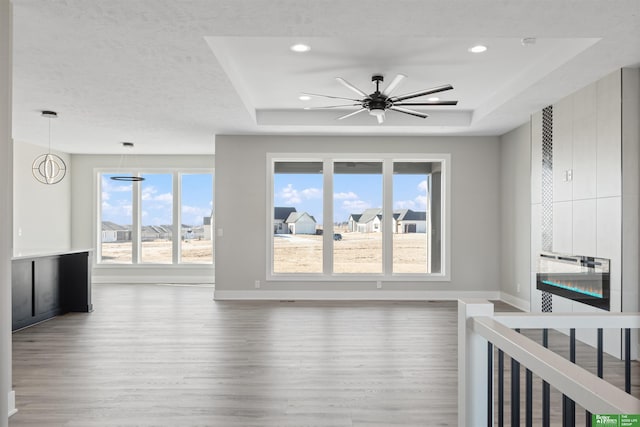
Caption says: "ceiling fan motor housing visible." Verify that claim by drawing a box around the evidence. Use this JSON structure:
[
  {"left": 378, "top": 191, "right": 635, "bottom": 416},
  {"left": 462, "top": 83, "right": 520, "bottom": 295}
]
[
  {"left": 306, "top": 73, "right": 456, "bottom": 123},
  {"left": 365, "top": 96, "right": 390, "bottom": 115}
]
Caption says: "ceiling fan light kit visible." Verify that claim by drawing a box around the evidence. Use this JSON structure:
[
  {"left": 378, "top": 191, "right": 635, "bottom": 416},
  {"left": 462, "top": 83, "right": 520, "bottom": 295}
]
[{"left": 305, "top": 74, "right": 458, "bottom": 124}]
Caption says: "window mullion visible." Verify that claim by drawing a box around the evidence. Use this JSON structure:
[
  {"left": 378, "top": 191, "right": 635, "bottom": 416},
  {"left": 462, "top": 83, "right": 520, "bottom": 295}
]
[
  {"left": 383, "top": 159, "right": 393, "bottom": 276},
  {"left": 132, "top": 174, "right": 141, "bottom": 264},
  {"left": 323, "top": 158, "right": 333, "bottom": 276},
  {"left": 96, "top": 174, "right": 102, "bottom": 262},
  {"left": 211, "top": 172, "right": 215, "bottom": 267},
  {"left": 173, "top": 173, "right": 180, "bottom": 264}
]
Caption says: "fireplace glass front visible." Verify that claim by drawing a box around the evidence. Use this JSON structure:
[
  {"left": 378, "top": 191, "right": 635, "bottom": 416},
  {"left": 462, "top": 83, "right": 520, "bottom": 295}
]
[{"left": 536, "top": 253, "right": 610, "bottom": 310}]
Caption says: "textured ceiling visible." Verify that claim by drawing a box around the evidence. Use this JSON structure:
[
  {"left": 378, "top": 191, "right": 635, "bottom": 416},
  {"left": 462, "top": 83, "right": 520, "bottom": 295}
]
[{"left": 10, "top": 0, "right": 640, "bottom": 154}]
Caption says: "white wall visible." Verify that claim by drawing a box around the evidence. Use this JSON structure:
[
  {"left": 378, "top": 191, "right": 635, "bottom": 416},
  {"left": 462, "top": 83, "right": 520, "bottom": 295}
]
[
  {"left": 621, "top": 68, "right": 640, "bottom": 315},
  {"left": 13, "top": 141, "right": 71, "bottom": 253},
  {"left": 529, "top": 69, "right": 640, "bottom": 358},
  {"left": 0, "top": 0, "right": 13, "bottom": 421},
  {"left": 215, "top": 135, "right": 501, "bottom": 299},
  {"left": 499, "top": 122, "right": 531, "bottom": 310},
  {"left": 530, "top": 70, "right": 635, "bottom": 315},
  {"left": 70, "top": 154, "right": 215, "bottom": 284}
]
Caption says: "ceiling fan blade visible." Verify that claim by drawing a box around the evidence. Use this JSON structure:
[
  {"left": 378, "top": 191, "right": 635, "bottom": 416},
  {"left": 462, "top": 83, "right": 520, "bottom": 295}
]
[
  {"left": 389, "top": 84, "right": 453, "bottom": 102},
  {"left": 304, "top": 104, "right": 361, "bottom": 110},
  {"left": 337, "top": 108, "right": 367, "bottom": 120},
  {"left": 336, "top": 77, "right": 368, "bottom": 97},
  {"left": 376, "top": 113, "right": 385, "bottom": 124},
  {"left": 301, "top": 92, "right": 362, "bottom": 102},
  {"left": 394, "top": 100, "right": 458, "bottom": 106},
  {"left": 382, "top": 74, "right": 406, "bottom": 97},
  {"left": 389, "top": 106, "right": 429, "bottom": 119}
]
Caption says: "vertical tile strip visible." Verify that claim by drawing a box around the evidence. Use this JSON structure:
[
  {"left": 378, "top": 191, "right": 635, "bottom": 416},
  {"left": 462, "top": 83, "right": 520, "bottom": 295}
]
[{"left": 541, "top": 105, "right": 553, "bottom": 312}]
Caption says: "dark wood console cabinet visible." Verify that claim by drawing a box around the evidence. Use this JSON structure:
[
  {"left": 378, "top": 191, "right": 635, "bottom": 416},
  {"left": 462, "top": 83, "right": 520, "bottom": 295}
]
[{"left": 12, "top": 250, "right": 92, "bottom": 331}]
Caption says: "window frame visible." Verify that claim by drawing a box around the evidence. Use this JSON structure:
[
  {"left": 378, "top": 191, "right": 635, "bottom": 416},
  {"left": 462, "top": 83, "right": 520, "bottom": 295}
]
[
  {"left": 266, "top": 153, "right": 451, "bottom": 282},
  {"left": 96, "top": 168, "right": 214, "bottom": 267}
]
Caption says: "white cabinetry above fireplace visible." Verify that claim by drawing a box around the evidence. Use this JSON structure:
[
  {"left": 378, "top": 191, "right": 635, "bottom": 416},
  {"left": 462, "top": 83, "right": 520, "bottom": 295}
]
[{"left": 552, "top": 74, "right": 621, "bottom": 204}]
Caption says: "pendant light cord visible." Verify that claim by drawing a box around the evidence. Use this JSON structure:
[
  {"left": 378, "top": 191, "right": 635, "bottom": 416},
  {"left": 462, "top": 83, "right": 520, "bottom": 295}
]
[{"left": 47, "top": 117, "right": 52, "bottom": 154}]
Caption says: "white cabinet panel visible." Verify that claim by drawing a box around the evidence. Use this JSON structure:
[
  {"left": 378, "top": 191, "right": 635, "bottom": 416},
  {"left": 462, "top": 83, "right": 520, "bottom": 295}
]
[
  {"left": 609, "top": 289, "right": 622, "bottom": 313},
  {"left": 572, "top": 84, "right": 597, "bottom": 200},
  {"left": 572, "top": 199, "right": 596, "bottom": 256},
  {"left": 531, "top": 111, "right": 542, "bottom": 205},
  {"left": 596, "top": 197, "right": 621, "bottom": 262},
  {"left": 621, "top": 69, "right": 640, "bottom": 317},
  {"left": 597, "top": 70, "right": 622, "bottom": 198},
  {"left": 552, "top": 293, "right": 574, "bottom": 313},
  {"left": 597, "top": 197, "right": 622, "bottom": 299},
  {"left": 622, "top": 291, "right": 638, "bottom": 312},
  {"left": 553, "top": 97, "right": 573, "bottom": 202},
  {"left": 552, "top": 201, "right": 572, "bottom": 254}
]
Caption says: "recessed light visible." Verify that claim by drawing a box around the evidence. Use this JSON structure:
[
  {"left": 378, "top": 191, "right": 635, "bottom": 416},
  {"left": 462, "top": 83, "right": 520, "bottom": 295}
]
[
  {"left": 427, "top": 97, "right": 440, "bottom": 102},
  {"left": 290, "top": 43, "right": 311, "bottom": 53},
  {"left": 299, "top": 95, "right": 311, "bottom": 101},
  {"left": 468, "top": 45, "right": 487, "bottom": 53}
]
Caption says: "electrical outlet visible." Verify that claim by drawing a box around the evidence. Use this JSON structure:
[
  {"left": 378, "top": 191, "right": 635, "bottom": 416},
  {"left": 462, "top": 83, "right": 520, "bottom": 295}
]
[
  {"left": 18, "top": 227, "right": 22, "bottom": 237},
  {"left": 254, "top": 280, "right": 260, "bottom": 289},
  {"left": 376, "top": 281, "right": 382, "bottom": 289},
  {"left": 517, "top": 283, "right": 521, "bottom": 293}
]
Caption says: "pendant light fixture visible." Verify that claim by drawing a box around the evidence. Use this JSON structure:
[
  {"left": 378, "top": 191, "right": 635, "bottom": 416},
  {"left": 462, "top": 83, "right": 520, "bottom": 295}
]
[
  {"left": 110, "top": 141, "right": 145, "bottom": 182},
  {"left": 32, "top": 110, "right": 67, "bottom": 185}
]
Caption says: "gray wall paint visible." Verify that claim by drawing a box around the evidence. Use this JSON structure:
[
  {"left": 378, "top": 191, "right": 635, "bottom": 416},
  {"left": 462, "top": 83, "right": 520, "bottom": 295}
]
[
  {"left": 13, "top": 141, "right": 71, "bottom": 253},
  {"left": 499, "top": 122, "right": 532, "bottom": 306},
  {"left": 215, "top": 135, "right": 501, "bottom": 294},
  {"left": 621, "top": 68, "right": 640, "bottom": 314}
]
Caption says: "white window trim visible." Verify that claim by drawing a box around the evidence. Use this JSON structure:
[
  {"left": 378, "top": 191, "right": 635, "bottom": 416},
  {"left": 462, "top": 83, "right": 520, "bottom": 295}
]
[
  {"left": 266, "top": 153, "right": 451, "bottom": 282},
  {"left": 95, "top": 168, "right": 214, "bottom": 266}
]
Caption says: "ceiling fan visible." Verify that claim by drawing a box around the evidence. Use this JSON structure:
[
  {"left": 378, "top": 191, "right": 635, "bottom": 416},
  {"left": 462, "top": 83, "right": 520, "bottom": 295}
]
[{"left": 303, "top": 74, "right": 457, "bottom": 124}]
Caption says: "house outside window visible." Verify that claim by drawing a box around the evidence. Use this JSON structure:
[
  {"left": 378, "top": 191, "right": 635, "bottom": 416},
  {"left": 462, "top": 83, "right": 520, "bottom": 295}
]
[
  {"left": 272, "top": 162, "right": 323, "bottom": 274},
  {"left": 268, "top": 154, "right": 450, "bottom": 281},
  {"left": 98, "top": 170, "right": 214, "bottom": 265}
]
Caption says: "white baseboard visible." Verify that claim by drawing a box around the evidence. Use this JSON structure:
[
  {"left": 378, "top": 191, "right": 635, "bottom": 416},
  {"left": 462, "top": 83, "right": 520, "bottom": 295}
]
[
  {"left": 499, "top": 292, "right": 531, "bottom": 312},
  {"left": 214, "top": 289, "right": 501, "bottom": 301},
  {"left": 8, "top": 390, "right": 16, "bottom": 417},
  {"left": 92, "top": 275, "right": 214, "bottom": 285}
]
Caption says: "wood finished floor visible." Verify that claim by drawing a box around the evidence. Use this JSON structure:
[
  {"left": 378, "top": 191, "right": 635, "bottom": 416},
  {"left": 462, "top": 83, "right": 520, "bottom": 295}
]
[{"left": 8, "top": 284, "right": 639, "bottom": 426}]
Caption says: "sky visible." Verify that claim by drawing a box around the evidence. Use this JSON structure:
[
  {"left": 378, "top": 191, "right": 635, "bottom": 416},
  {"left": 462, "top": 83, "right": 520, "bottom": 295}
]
[
  {"left": 274, "top": 173, "right": 429, "bottom": 225},
  {"left": 101, "top": 171, "right": 427, "bottom": 227},
  {"left": 101, "top": 173, "right": 213, "bottom": 226}
]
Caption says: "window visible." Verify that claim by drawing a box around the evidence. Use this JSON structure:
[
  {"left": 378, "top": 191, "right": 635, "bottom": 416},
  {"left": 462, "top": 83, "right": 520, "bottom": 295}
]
[
  {"left": 272, "top": 161, "right": 323, "bottom": 273},
  {"left": 100, "top": 174, "right": 133, "bottom": 264},
  {"left": 334, "top": 161, "right": 383, "bottom": 274},
  {"left": 181, "top": 173, "right": 214, "bottom": 264},
  {"left": 268, "top": 155, "right": 449, "bottom": 280},
  {"left": 141, "top": 174, "right": 173, "bottom": 264},
  {"left": 393, "top": 162, "right": 441, "bottom": 274},
  {"left": 98, "top": 170, "right": 214, "bottom": 265}
]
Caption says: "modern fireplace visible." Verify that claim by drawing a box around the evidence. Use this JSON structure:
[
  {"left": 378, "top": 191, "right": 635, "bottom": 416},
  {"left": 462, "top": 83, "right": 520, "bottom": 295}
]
[{"left": 536, "top": 252, "right": 610, "bottom": 311}]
